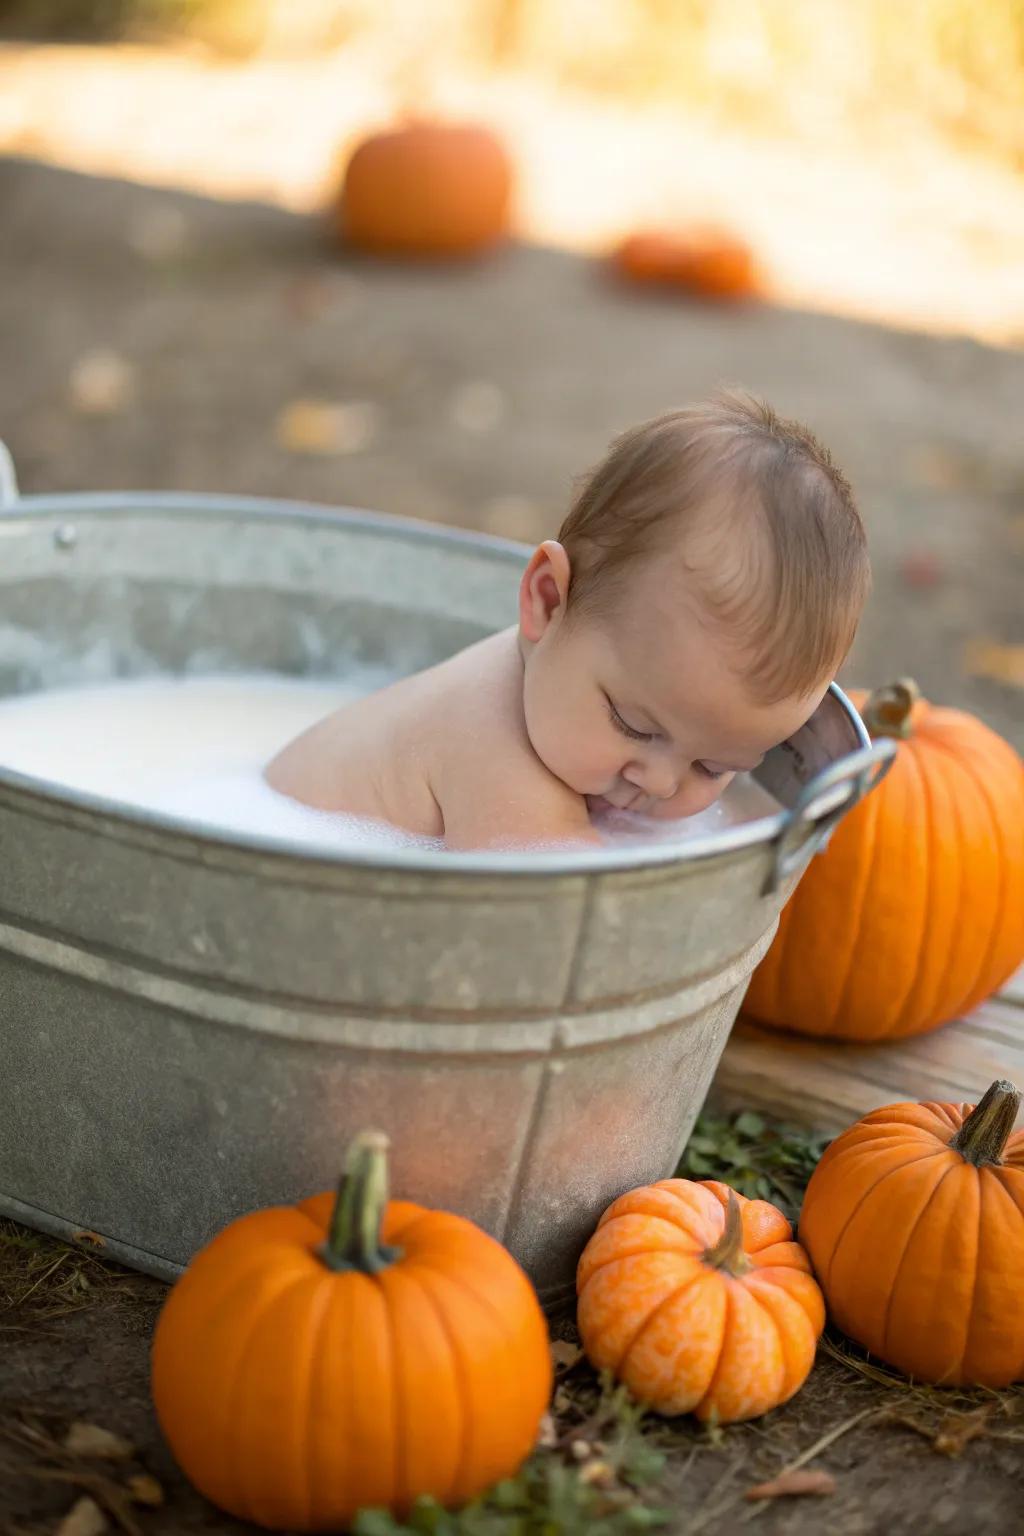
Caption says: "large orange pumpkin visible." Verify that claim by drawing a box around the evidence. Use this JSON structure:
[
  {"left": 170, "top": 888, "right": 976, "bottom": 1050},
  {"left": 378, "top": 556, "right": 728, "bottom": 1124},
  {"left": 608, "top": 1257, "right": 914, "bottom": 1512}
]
[
  {"left": 800, "top": 1080, "right": 1024, "bottom": 1385},
  {"left": 151, "top": 1133, "right": 552, "bottom": 1529},
  {"left": 612, "top": 228, "right": 758, "bottom": 301},
  {"left": 577, "top": 1178, "right": 824, "bottom": 1423},
  {"left": 746, "top": 681, "right": 1024, "bottom": 1039},
  {"left": 340, "top": 122, "right": 512, "bottom": 258}
]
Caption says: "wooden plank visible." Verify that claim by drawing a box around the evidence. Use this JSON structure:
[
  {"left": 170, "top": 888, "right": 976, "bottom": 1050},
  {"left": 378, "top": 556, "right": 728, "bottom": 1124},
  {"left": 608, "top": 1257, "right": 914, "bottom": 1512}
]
[
  {"left": 1002, "top": 965, "right": 1024, "bottom": 1008},
  {"left": 709, "top": 965, "right": 1024, "bottom": 1134}
]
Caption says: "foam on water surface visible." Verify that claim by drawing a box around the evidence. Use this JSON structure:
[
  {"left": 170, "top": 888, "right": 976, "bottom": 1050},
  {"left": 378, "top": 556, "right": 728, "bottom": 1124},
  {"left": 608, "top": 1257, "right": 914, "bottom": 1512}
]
[{"left": 0, "top": 674, "right": 781, "bottom": 852}]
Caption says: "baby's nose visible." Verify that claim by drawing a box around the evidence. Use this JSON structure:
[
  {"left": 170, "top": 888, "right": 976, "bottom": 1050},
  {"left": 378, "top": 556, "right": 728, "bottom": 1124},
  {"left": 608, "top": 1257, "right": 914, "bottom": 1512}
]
[{"left": 626, "top": 759, "right": 678, "bottom": 800}]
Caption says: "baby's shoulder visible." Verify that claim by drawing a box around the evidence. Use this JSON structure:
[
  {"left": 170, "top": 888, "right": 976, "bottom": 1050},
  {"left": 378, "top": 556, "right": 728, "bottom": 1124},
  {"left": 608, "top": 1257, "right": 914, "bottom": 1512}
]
[{"left": 430, "top": 700, "right": 594, "bottom": 850}]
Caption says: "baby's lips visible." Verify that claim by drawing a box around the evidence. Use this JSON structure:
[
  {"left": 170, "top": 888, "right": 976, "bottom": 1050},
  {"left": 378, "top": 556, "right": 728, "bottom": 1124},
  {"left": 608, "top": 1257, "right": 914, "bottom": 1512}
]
[{"left": 585, "top": 793, "right": 616, "bottom": 816}]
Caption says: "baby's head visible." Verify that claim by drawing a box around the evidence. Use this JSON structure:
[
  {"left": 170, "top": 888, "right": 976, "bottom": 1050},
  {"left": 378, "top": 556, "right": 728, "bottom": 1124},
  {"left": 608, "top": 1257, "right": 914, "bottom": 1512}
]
[{"left": 518, "top": 390, "right": 870, "bottom": 819}]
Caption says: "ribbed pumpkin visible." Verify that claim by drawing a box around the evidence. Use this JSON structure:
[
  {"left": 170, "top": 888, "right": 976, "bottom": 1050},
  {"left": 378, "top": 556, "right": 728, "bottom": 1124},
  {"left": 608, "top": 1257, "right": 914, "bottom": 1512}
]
[
  {"left": 340, "top": 122, "right": 512, "bottom": 258},
  {"left": 612, "top": 228, "right": 758, "bottom": 300},
  {"left": 800, "top": 1080, "right": 1024, "bottom": 1385},
  {"left": 745, "top": 681, "right": 1024, "bottom": 1039},
  {"left": 151, "top": 1133, "right": 552, "bottom": 1530},
  {"left": 577, "top": 1178, "right": 824, "bottom": 1423}
]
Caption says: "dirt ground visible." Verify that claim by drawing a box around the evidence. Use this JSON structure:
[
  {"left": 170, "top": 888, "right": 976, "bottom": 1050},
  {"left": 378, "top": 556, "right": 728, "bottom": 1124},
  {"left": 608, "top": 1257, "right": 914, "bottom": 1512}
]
[
  {"left": 1, "top": 154, "right": 1022, "bottom": 745},
  {"left": 1, "top": 154, "right": 1023, "bottom": 1535},
  {"left": 2, "top": 1222, "right": 1023, "bottom": 1536}
]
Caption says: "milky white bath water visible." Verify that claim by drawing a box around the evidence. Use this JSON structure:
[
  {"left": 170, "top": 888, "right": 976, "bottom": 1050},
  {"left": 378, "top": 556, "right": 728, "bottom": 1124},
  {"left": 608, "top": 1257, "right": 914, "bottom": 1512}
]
[{"left": 0, "top": 675, "right": 781, "bottom": 851}]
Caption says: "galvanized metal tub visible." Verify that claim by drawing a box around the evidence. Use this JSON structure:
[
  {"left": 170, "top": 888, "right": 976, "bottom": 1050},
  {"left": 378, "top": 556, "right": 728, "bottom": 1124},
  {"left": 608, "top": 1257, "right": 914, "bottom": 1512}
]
[{"left": 0, "top": 454, "right": 892, "bottom": 1310}]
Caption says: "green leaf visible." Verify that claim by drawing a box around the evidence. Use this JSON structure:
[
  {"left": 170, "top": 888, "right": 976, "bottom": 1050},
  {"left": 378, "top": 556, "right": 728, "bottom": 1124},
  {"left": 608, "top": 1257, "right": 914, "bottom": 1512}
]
[
  {"left": 624, "top": 1508, "right": 670, "bottom": 1529},
  {"left": 491, "top": 1480, "right": 525, "bottom": 1511},
  {"left": 353, "top": 1511, "right": 404, "bottom": 1536},
  {"left": 734, "top": 1111, "right": 766, "bottom": 1138},
  {"left": 684, "top": 1134, "right": 719, "bottom": 1155}
]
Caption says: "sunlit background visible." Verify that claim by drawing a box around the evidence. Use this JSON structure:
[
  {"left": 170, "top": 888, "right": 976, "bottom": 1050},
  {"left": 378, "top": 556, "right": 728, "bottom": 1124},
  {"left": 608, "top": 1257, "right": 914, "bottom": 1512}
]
[
  {"left": 4, "top": 0, "right": 1024, "bottom": 334},
  {"left": 0, "top": 0, "right": 1021, "bottom": 738}
]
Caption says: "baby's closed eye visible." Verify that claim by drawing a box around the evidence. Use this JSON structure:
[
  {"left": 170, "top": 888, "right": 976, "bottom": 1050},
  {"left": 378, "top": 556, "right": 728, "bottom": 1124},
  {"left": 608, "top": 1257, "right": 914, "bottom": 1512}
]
[{"left": 605, "top": 695, "right": 657, "bottom": 742}]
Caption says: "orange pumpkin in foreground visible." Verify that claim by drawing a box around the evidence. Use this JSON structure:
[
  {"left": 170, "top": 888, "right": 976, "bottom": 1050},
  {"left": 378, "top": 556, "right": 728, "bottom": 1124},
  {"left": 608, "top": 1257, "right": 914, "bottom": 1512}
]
[
  {"left": 151, "top": 1133, "right": 551, "bottom": 1530},
  {"left": 340, "top": 122, "right": 512, "bottom": 258},
  {"left": 577, "top": 1178, "right": 824, "bottom": 1423},
  {"left": 746, "top": 681, "right": 1024, "bottom": 1040},
  {"left": 800, "top": 1080, "right": 1024, "bottom": 1386},
  {"left": 612, "top": 228, "right": 758, "bottom": 300}
]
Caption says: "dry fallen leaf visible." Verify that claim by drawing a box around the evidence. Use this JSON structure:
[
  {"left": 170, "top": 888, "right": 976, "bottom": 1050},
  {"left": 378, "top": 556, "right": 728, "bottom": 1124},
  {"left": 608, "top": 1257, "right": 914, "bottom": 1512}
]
[
  {"left": 126, "top": 1473, "right": 165, "bottom": 1507},
  {"left": 536, "top": 1412, "right": 558, "bottom": 1450},
  {"left": 577, "top": 1459, "right": 615, "bottom": 1489},
  {"left": 744, "top": 1468, "right": 837, "bottom": 1501},
  {"left": 56, "top": 1496, "right": 109, "bottom": 1536},
  {"left": 933, "top": 1408, "right": 992, "bottom": 1457},
  {"left": 69, "top": 351, "right": 135, "bottom": 416},
  {"left": 449, "top": 380, "right": 506, "bottom": 433},
  {"left": 551, "top": 1340, "right": 583, "bottom": 1373},
  {"left": 962, "top": 638, "right": 1024, "bottom": 689},
  {"left": 899, "top": 549, "right": 944, "bottom": 589},
  {"left": 73, "top": 1229, "right": 106, "bottom": 1249},
  {"left": 881, "top": 1404, "right": 993, "bottom": 1457},
  {"left": 274, "top": 399, "right": 379, "bottom": 456},
  {"left": 64, "top": 1422, "right": 134, "bottom": 1461},
  {"left": 903, "top": 444, "right": 976, "bottom": 491}
]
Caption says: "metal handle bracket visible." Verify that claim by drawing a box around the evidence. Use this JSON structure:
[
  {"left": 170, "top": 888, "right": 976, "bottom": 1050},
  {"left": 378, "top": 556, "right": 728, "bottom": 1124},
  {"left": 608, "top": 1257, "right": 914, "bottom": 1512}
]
[
  {"left": 764, "top": 737, "right": 897, "bottom": 895},
  {"left": 0, "top": 440, "right": 19, "bottom": 509}
]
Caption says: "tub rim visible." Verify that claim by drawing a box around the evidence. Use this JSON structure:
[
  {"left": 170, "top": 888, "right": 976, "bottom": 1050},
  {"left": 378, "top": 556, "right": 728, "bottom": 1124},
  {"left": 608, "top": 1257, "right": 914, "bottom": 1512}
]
[{"left": 0, "top": 487, "right": 881, "bottom": 879}]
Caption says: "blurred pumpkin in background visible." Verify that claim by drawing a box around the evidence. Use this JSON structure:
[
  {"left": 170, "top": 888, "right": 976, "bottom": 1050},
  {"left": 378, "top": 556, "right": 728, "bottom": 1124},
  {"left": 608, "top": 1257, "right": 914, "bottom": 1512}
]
[
  {"left": 745, "top": 680, "right": 1024, "bottom": 1040},
  {"left": 612, "top": 227, "right": 759, "bottom": 301},
  {"left": 339, "top": 121, "right": 513, "bottom": 259}
]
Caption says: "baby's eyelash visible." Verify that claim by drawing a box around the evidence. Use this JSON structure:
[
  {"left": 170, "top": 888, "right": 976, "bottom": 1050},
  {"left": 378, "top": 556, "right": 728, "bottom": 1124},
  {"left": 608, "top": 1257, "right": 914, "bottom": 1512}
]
[
  {"left": 606, "top": 697, "right": 655, "bottom": 742},
  {"left": 695, "top": 763, "right": 727, "bottom": 781}
]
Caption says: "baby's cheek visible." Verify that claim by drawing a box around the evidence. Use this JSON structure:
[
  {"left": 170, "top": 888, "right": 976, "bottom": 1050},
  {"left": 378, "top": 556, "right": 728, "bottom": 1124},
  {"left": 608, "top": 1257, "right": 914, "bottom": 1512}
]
[{"left": 653, "top": 773, "right": 734, "bottom": 821}]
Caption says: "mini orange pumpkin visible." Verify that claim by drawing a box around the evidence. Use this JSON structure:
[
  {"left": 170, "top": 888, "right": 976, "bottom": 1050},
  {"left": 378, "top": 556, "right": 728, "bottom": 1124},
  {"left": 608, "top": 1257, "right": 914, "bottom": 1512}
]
[
  {"left": 577, "top": 1178, "right": 824, "bottom": 1423},
  {"left": 800, "top": 1080, "right": 1024, "bottom": 1385},
  {"left": 612, "top": 228, "right": 758, "bottom": 300},
  {"left": 745, "top": 681, "right": 1024, "bottom": 1039},
  {"left": 151, "top": 1133, "right": 552, "bottom": 1529},
  {"left": 340, "top": 122, "right": 512, "bottom": 259}
]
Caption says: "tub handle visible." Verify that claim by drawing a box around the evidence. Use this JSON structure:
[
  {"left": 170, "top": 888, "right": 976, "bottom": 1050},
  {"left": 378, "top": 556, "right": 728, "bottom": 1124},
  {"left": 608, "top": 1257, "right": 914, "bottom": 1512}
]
[
  {"left": 765, "top": 738, "right": 897, "bottom": 895},
  {"left": 0, "top": 440, "right": 19, "bottom": 509}
]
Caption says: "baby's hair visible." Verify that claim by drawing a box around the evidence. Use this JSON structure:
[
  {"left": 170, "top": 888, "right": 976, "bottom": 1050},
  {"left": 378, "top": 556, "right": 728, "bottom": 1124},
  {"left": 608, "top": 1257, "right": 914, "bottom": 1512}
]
[{"left": 557, "top": 389, "right": 870, "bottom": 702}]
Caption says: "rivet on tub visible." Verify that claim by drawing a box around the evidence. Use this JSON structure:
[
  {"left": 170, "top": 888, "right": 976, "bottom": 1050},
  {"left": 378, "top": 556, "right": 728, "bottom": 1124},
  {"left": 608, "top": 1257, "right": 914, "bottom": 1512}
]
[{"left": 54, "top": 524, "right": 78, "bottom": 551}]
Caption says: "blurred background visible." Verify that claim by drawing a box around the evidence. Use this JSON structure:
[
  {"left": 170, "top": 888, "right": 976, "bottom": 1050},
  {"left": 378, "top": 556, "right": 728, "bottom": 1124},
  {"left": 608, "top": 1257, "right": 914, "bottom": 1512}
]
[{"left": 0, "top": 0, "right": 1021, "bottom": 741}]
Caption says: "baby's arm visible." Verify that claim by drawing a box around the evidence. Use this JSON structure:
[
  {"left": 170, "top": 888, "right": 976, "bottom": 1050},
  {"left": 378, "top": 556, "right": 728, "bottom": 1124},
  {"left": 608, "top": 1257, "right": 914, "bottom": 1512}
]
[{"left": 264, "top": 711, "right": 346, "bottom": 810}]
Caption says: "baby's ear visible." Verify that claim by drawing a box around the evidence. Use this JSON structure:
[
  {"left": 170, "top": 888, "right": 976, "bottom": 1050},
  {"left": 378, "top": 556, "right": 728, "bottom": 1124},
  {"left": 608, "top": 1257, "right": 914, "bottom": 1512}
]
[{"left": 518, "top": 541, "right": 571, "bottom": 642}]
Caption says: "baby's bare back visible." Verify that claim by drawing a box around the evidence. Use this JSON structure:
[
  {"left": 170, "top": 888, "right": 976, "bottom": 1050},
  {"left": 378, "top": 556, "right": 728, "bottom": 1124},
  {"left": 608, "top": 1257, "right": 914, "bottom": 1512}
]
[{"left": 264, "top": 628, "right": 596, "bottom": 850}]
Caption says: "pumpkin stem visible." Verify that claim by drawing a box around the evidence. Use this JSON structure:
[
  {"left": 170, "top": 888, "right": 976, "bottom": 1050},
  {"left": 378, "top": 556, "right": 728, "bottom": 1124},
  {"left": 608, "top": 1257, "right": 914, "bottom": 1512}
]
[
  {"left": 319, "top": 1131, "right": 403, "bottom": 1275},
  {"left": 950, "top": 1080, "right": 1021, "bottom": 1167},
  {"left": 702, "top": 1191, "right": 752, "bottom": 1278},
  {"left": 860, "top": 679, "right": 920, "bottom": 740}
]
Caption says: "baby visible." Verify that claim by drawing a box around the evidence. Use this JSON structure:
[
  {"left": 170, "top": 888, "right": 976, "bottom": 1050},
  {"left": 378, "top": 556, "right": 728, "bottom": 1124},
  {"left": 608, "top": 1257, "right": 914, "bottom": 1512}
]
[{"left": 266, "top": 391, "right": 870, "bottom": 850}]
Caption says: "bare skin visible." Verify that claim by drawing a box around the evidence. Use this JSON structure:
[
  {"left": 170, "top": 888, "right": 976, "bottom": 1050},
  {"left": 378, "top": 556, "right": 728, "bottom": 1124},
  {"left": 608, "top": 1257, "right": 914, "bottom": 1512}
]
[{"left": 265, "top": 541, "right": 830, "bottom": 851}]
